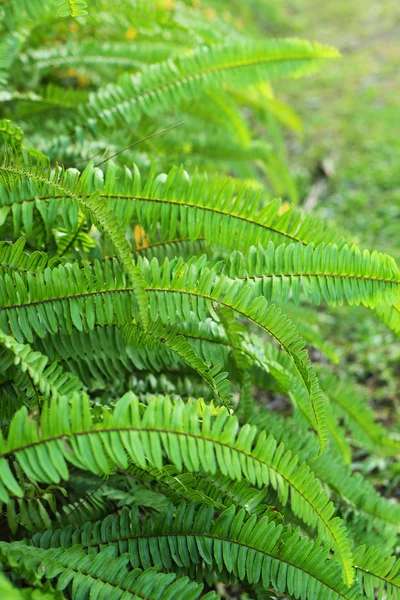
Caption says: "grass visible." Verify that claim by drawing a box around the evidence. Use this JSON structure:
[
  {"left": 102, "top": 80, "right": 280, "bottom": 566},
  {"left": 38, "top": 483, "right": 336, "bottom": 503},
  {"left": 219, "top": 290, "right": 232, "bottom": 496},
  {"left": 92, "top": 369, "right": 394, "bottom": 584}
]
[{"left": 275, "top": 0, "right": 400, "bottom": 259}]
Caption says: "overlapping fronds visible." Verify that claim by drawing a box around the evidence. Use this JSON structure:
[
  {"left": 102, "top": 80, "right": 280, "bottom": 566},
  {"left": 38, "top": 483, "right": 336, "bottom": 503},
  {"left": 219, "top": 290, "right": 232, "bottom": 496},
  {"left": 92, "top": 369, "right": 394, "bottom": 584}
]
[
  {"left": 0, "top": 148, "right": 149, "bottom": 326},
  {"left": 249, "top": 406, "right": 400, "bottom": 541},
  {"left": 0, "top": 543, "right": 216, "bottom": 599},
  {"left": 120, "top": 322, "right": 233, "bottom": 407},
  {"left": 23, "top": 503, "right": 356, "bottom": 599},
  {"left": 0, "top": 151, "right": 342, "bottom": 251},
  {"left": 0, "top": 4, "right": 398, "bottom": 599},
  {"left": 0, "top": 250, "right": 327, "bottom": 448},
  {"left": 0, "top": 393, "right": 354, "bottom": 583}
]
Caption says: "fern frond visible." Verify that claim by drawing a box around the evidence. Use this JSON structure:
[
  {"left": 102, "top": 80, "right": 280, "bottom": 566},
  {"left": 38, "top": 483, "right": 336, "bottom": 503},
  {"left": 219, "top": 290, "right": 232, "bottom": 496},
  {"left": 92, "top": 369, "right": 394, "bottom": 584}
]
[
  {"left": 376, "top": 302, "right": 400, "bottom": 335},
  {"left": 24, "top": 40, "right": 173, "bottom": 74},
  {"left": 353, "top": 545, "right": 400, "bottom": 599},
  {"left": 0, "top": 543, "right": 216, "bottom": 600},
  {"left": 225, "top": 242, "right": 400, "bottom": 310},
  {"left": 25, "top": 502, "right": 355, "bottom": 597},
  {"left": 5, "top": 479, "right": 62, "bottom": 534},
  {"left": 0, "top": 253, "right": 327, "bottom": 449},
  {"left": 0, "top": 328, "right": 83, "bottom": 402},
  {"left": 51, "top": 0, "right": 88, "bottom": 17},
  {"left": 0, "top": 394, "right": 354, "bottom": 584},
  {"left": 250, "top": 406, "right": 400, "bottom": 537},
  {"left": 80, "top": 192, "right": 149, "bottom": 328},
  {"left": 121, "top": 322, "right": 232, "bottom": 407},
  {"left": 0, "top": 149, "right": 149, "bottom": 327},
  {"left": 83, "top": 39, "right": 339, "bottom": 129},
  {"left": 0, "top": 238, "right": 58, "bottom": 275},
  {"left": 139, "top": 256, "right": 328, "bottom": 449},
  {"left": 0, "top": 156, "right": 342, "bottom": 251},
  {"left": 129, "top": 463, "right": 280, "bottom": 519}
]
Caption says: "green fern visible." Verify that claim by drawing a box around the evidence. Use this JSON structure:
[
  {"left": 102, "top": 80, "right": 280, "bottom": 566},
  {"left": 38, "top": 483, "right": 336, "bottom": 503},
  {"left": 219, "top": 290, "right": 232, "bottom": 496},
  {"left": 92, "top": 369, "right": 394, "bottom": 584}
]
[
  {"left": 16, "top": 503, "right": 355, "bottom": 599},
  {"left": 0, "top": 394, "right": 354, "bottom": 584},
  {"left": 51, "top": 0, "right": 88, "bottom": 17},
  {"left": 0, "top": 3, "right": 398, "bottom": 599},
  {"left": 83, "top": 39, "right": 339, "bottom": 130},
  {"left": 0, "top": 543, "right": 215, "bottom": 599},
  {"left": 225, "top": 242, "right": 400, "bottom": 310}
]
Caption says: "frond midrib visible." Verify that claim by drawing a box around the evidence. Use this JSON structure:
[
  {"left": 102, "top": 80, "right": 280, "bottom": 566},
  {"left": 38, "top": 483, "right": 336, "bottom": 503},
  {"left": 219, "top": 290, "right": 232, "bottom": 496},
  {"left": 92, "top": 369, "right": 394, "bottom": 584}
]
[
  {"left": 0, "top": 285, "right": 293, "bottom": 364},
  {"left": 92, "top": 48, "right": 335, "bottom": 121},
  {"left": 0, "top": 422, "right": 346, "bottom": 572},
  {"left": 355, "top": 565, "right": 400, "bottom": 589},
  {"left": 63, "top": 530, "right": 351, "bottom": 598},
  {"left": 241, "top": 272, "right": 399, "bottom": 286},
  {"left": 0, "top": 190, "right": 306, "bottom": 245}
]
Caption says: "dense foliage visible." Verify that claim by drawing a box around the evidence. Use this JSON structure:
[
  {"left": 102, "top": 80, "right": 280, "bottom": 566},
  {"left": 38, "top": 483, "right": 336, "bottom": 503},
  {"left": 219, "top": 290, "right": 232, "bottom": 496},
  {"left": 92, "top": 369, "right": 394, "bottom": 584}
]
[{"left": 0, "top": 1, "right": 399, "bottom": 599}]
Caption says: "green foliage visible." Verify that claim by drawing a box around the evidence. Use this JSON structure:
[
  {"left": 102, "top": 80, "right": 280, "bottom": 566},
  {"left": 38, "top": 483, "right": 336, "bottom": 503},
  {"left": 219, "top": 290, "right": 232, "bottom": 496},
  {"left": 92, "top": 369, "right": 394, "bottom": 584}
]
[
  {"left": 0, "top": 2, "right": 399, "bottom": 600},
  {"left": 51, "top": 1, "right": 88, "bottom": 17}
]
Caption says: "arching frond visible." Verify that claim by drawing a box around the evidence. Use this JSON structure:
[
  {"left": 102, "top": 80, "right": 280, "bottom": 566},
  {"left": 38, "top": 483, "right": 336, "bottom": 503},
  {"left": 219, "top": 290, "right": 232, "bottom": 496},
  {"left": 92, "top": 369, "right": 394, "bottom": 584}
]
[
  {"left": 120, "top": 322, "right": 233, "bottom": 407},
  {"left": 0, "top": 253, "right": 327, "bottom": 449},
  {"left": 0, "top": 152, "right": 342, "bottom": 251},
  {"left": 0, "top": 543, "right": 216, "bottom": 599},
  {"left": 82, "top": 39, "right": 339, "bottom": 129},
  {"left": 0, "top": 328, "right": 83, "bottom": 403},
  {"left": 250, "top": 406, "right": 400, "bottom": 539},
  {"left": 0, "top": 394, "right": 354, "bottom": 584},
  {"left": 225, "top": 242, "right": 400, "bottom": 310},
  {"left": 24, "top": 503, "right": 356, "bottom": 598}
]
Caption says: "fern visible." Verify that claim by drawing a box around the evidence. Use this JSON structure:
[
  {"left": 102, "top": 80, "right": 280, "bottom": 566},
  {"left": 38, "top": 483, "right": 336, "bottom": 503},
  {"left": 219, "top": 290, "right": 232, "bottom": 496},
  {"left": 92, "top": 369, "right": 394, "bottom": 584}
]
[
  {"left": 0, "top": 327, "right": 83, "bottom": 402},
  {"left": 51, "top": 0, "right": 88, "bottom": 17},
  {"left": 0, "top": 3, "right": 398, "bottom": 599},
  {"left": 225, "top": 242, "right": 400, "bottom": 310},
  {"left": 0, "top": 394, "right": 355, "bottom": 584},
  {"left": 83, "top": 39, "right": 339, "bottom": 130},
  {"left": 13, "top": 504, "right": 355, "bottom": 599},
  {"left": 0, "top": 543, "right": 216, "bottom": 599}
]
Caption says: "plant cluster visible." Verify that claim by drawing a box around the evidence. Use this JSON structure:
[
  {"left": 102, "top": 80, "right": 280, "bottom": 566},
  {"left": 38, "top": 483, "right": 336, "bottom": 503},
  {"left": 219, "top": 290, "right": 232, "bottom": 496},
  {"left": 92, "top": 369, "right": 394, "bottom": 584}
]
[{"left": 0, "top": 2, "right": 399, "bottom": 599}]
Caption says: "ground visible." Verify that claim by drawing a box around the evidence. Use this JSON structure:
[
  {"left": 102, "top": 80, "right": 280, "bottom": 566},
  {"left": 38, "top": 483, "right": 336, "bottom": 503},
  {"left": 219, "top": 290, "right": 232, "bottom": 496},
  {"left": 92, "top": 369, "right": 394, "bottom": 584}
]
[{"left": 278, "top": 0, "right": 400, "bottom": 260}]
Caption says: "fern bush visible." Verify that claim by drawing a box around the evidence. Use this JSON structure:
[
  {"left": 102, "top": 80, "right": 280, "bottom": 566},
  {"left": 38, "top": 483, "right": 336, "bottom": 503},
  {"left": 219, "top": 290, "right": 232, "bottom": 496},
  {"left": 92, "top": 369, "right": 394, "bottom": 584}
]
[{"left": 0, "top": 1, "right": 399, "bottom": 599}]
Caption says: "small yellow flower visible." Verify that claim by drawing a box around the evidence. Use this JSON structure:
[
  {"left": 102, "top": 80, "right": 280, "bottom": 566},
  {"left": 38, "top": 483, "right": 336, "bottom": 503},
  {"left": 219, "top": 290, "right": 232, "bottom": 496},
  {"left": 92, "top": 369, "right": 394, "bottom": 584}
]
[{"left": 125, "top": 27, "right": 138, "bottom": 41}]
